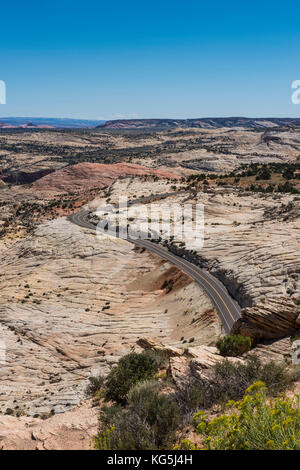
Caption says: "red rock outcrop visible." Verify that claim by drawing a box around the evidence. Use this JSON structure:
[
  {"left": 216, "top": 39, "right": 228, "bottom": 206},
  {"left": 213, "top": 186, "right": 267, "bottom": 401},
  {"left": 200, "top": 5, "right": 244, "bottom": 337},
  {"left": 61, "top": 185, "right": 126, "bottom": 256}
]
[{"left": 32, "top": 162, "right": 179, "bottom": 193}]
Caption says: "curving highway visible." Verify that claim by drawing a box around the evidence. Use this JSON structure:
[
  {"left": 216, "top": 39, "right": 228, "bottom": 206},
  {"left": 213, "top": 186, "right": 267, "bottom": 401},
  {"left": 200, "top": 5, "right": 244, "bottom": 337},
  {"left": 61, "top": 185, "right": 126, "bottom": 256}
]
[{"left": 70, "top": 209, "right": 241, "bottom": 333}]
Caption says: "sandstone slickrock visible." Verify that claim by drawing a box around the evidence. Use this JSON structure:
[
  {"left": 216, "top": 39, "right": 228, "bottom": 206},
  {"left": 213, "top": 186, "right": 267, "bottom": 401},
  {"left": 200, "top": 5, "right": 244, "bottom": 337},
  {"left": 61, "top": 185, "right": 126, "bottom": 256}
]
[
  {"left": 0, "top": 124, "right": 299, "bottom": 450},
  {"left": 105, "top": 178, "right": 299, "bottom": 339},
  {"left": 0, "top": 401, "right": 97, "bottom": 450},
  {"left": 232, "top": 298, "right": 300, "bottom": 340},
  {"left": 248, "top": 337, "right": 292, "bottom": 362},
  {"left": 136, "top": 338, "right": 185, "bottom": 357},
  {"left": 137, "top": 338, "right": 242, "bottom": 389},
  {"left": 0, "top": 216, "right": 218, "bottom": 417}
]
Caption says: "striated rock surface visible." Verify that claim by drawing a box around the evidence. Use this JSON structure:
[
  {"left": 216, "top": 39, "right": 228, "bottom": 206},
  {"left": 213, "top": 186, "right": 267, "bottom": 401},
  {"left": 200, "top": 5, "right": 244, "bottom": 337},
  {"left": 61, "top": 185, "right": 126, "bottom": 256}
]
[
  {"left": 0, "top": 125, "right": 299, "bottom": 449},
  {"left": 0, "top": 216, "right": 218, "bottom": 417},
  {"left": 106, "top": 179, "right": 300, "bottom": 339},
  {"left": 232, "top": 297, "right": 300, "bottom": 340},
  {"left": 248, "top": 337, "right": 292, "bottom": 362}
]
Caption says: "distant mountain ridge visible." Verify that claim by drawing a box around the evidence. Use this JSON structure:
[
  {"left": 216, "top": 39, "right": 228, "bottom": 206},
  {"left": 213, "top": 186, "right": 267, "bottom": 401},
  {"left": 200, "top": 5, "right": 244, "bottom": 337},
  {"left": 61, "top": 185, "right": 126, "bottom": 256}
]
[
  {"left": 2, "top": 116, "right": 300, "bottom": 130},
  {"left": 0, "top": 117, "right": 105, "bottom": 129},
  {"left": 97, "top": 117, "right": 300, "bottom": 130}
]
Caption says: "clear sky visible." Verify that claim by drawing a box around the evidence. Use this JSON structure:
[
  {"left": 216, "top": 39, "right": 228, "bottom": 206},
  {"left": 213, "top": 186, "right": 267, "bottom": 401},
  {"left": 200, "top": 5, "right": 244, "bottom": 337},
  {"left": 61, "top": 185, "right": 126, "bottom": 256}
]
[{"left": 1, "top": 0, "right": 300, "bottom": 119}]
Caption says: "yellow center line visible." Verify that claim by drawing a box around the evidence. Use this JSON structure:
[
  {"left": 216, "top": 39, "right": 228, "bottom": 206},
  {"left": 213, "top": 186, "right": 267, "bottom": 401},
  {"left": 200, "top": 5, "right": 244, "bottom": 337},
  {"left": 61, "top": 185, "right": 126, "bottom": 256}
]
[
  {"left": 140, "top": 242, "right": 236, "bottom": 323},
  {"left": 78, "top": 211, "right": 236, "bottom": 324},
  {"left": 179, "top": 260, "right": 235, "bottom": 322}
]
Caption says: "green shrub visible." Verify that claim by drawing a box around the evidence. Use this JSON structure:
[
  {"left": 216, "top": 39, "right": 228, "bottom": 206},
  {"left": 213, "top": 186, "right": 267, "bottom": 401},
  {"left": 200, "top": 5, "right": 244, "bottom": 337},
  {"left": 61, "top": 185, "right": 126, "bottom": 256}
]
[
  {"left": 213, "top": 355, "right": 293, "bottom": 399},
  {"left": 174, "top": 378, "right": 207, "bottom": 415},
  {"left": 216, "top": 334, "right": 252, "bottom": 357},
  {"left": 175, "top": 356, "right": 293, "bottom": 411},
  {"left": 103, "top": 351, "right": 160, "bottom": 404},
  {"left": 259, "top": 359, "right": 294, "bottom": 395},
  {"left": 194, "top": 382, "right": 300, "bottom": 450},
  {"left": 162, "top": 279, "right": 174, "bottom": 293},
  {"left": 85, "top": 374, "right": 105, "bottom": 397},
  {"left": 95, "top": 380, "right": 180, "bottom": 450},
  {"left": 98, "top": 403, "right": 124, "bottom": 427},
  {"left": 94, "top": 413, "right": 156, "bottom": 450},
  {"left": 141, "top": 349, "right": 168, "bottom": 369},
  {"left": 128, "top": 380, "right": 180, "bottom": 448}
]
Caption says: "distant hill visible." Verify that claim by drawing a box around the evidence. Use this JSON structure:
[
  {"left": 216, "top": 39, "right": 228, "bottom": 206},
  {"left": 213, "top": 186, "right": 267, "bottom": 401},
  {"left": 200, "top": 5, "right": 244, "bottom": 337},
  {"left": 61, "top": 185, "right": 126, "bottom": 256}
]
[
  {"left": 32, "top": 162, "right": 179, "bottom": 193},
  {"left": 0, "top": 117, "right": 105, "bottom": 129},
  {"left": 97, "top": 117, "right": 300, "bottom": 130}
]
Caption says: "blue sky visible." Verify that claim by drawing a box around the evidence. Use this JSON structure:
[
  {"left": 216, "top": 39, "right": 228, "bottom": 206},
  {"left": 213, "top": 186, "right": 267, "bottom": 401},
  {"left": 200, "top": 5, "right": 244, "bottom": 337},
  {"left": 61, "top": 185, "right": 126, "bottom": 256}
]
[{"left": 0, "top": 1, "right": 300, "bottom": 119}]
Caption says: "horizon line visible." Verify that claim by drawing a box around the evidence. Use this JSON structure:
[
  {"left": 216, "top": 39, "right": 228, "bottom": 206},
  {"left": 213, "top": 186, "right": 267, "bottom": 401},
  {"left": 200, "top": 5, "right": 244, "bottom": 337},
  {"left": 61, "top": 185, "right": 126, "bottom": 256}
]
[{"left": 1, "top": 115, "right": 300, "bottom": 121}]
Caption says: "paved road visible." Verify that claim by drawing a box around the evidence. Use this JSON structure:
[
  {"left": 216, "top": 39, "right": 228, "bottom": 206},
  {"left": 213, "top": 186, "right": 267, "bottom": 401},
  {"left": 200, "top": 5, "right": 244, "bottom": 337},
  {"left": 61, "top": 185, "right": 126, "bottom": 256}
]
[{"left": 70, "top": 210, "right": 241, "bottom": 333}]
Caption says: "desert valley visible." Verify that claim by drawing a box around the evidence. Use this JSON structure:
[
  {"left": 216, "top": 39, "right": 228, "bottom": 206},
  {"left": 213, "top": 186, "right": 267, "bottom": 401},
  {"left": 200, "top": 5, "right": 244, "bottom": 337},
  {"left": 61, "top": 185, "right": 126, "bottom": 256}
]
[{"left": 0, "top": 118, "right": 299, "bottom": 449}]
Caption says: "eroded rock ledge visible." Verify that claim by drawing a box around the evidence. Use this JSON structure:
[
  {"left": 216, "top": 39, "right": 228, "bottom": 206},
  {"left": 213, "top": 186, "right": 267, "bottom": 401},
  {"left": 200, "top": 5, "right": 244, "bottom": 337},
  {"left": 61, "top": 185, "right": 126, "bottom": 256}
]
[{"left": 232, "top": 297, "right": 300, "bottom": 340}]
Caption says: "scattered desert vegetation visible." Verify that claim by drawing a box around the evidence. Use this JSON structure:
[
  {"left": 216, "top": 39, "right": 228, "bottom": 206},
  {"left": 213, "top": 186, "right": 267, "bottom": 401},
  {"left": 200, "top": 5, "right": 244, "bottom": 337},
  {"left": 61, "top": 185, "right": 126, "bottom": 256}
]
[
  {"left": 183, "top": 162, "right": 300, "bottom": 194},
  {"left": 216, "top": 334, "right": 252, "bottom": 357},
  {"left": 0, "top": 124, "right": 299, "bottom": 450},
  {"left": 177, "top": 382, "right": 300, "bottom": 450},
  {"left": 88, "top": 350, "right": 299, "bottom": 450}
]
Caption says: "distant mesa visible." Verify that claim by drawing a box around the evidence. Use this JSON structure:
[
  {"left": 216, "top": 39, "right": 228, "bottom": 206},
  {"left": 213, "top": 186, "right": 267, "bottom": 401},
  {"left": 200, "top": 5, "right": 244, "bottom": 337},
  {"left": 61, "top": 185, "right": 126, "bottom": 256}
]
[
  {"left": 0, "top": 121, "right": 16, "bottom": 129},
  {"left": 97, "top": 117, "right": 300, "bottom": 130},
  {"left": 21, "top": 122, "right": 37, "bottom": 128},
  {"left": 0, "top": 117, "right": 105, "bottom": 129},
  {"left": 0, "top": 121, "right": 52, "bottom": 129},
  {"left": 2, "top": 116, "right": 300, "bottom": 131}
]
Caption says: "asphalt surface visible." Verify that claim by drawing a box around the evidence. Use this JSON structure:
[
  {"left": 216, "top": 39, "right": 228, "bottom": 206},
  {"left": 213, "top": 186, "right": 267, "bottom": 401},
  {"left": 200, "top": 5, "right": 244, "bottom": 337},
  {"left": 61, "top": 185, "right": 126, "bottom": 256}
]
[{"left": 70, "top": 209, "right": 241, "bottom": 333}]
